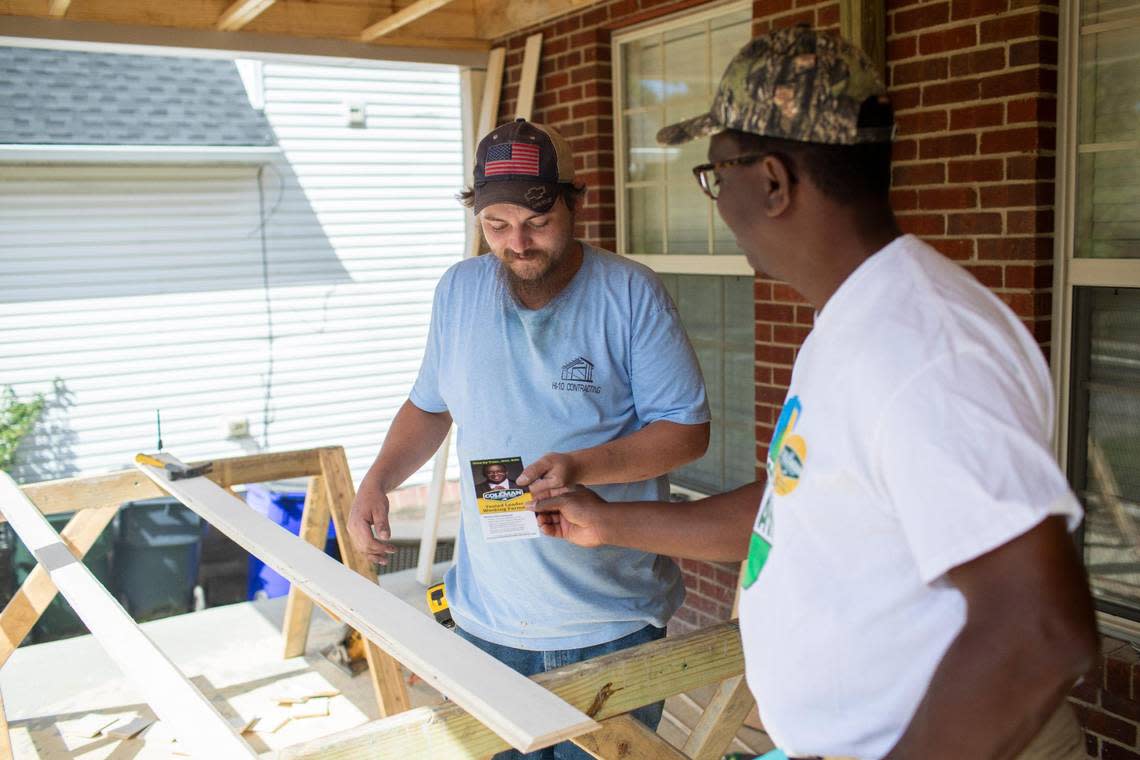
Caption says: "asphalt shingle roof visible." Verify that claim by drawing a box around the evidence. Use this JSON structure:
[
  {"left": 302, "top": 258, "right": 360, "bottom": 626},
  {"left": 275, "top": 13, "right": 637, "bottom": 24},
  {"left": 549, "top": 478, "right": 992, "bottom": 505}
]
[{"left": 0, "top": 47, "right": 277, "bottom": 146}]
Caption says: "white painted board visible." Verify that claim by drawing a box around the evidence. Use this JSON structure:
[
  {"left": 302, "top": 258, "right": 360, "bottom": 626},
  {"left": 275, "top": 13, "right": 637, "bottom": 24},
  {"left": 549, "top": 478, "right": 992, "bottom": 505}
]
[
  {"left": 134, "top": 453, "right": 598, "bottom": 752},
  {"left": 0, "top": 472, "right": 255, "bottom": 757}
]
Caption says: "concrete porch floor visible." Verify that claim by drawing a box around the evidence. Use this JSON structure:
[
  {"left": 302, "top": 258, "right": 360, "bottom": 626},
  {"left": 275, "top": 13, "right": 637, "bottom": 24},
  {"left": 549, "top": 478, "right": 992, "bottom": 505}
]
[{"left": 2, "top": 560, "right": 772, "bottom": 758}]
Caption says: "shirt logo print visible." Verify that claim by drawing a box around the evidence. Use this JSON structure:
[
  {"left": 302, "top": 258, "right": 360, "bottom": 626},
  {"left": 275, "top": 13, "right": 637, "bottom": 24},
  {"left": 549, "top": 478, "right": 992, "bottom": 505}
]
[{"left": 553, "top": 356, "right": 602, "bottom": 394}]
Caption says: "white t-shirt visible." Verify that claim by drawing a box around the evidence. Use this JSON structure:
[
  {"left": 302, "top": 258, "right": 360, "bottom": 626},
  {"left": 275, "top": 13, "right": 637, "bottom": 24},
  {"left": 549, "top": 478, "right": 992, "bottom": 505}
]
[{"left": 737, "top": 235, "right": 1082, "bottom": 759}]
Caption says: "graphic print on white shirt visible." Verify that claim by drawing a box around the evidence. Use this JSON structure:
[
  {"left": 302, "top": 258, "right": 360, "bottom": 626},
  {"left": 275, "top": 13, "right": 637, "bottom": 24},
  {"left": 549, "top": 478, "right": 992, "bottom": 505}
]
[{"left": 743, "top": 395, "right": 808, "bottom": 589}]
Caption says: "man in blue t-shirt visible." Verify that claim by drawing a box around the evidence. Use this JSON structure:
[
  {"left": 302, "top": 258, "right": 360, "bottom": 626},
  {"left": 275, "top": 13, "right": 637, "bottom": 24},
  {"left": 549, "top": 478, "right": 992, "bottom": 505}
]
[{"left": 347, "top": 118, "right": 710, "bottom": 759}]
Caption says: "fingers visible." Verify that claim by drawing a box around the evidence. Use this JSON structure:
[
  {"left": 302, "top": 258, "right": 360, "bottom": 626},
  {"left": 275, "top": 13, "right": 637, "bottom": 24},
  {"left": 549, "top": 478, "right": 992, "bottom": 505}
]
[
  {"left": 348, "top": 500, "right": 398, "bottom": 565},
  {"left": 517, "top": 455, "right": 551, "bottom": 487}
]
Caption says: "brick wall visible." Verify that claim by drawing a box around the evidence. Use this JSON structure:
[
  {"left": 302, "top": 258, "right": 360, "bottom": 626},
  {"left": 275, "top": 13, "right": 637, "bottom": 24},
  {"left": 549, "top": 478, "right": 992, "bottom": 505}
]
[{"left": 489, "top": 2, "right": 1130, "bottom": 753}]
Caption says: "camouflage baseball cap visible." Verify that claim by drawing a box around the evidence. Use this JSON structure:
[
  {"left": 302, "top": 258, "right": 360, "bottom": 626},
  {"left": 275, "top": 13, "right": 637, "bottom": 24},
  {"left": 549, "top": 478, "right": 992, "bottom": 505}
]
[{"left": 657, "top": 25, "right": 893, "bottom": 146}]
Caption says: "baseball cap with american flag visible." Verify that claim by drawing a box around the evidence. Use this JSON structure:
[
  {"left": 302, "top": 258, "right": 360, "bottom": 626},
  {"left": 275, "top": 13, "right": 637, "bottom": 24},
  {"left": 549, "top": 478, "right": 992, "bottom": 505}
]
[{"left": 472, "top": 118, "right": 576, "bottom": 214}]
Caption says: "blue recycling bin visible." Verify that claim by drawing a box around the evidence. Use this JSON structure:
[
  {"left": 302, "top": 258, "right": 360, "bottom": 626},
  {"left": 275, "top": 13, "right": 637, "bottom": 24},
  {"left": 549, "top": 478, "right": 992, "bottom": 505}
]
[{"left": 246, "top": 484, "right": 339, "bottom": 599}]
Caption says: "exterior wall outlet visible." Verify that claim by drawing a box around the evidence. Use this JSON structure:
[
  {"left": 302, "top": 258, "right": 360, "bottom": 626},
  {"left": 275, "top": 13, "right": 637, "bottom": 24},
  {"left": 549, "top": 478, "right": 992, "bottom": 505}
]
[{"left": 225, "top": 417, "right": 251, "bottom": 439}]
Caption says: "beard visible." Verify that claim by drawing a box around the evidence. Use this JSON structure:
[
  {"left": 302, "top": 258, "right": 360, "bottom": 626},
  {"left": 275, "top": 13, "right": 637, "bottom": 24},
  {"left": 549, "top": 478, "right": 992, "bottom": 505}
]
[{"left": 498, "top": 245, "right": 568, "bottom": 305}]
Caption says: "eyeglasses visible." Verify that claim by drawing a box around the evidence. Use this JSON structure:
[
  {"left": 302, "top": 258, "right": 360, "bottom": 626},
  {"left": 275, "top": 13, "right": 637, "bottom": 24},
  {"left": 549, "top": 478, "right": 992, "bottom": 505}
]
[{"left": 691, "top": 152, "right": 771, "bottom": 200}]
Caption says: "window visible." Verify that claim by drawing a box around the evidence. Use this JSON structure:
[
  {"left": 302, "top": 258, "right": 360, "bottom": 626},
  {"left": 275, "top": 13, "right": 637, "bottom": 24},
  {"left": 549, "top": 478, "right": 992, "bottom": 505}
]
[
  {"left": 614, "top": 3, "right": 756, "bottom": 494},
  {"left": 1055, "top": 0, "right": 1140, "bottom": 620}
]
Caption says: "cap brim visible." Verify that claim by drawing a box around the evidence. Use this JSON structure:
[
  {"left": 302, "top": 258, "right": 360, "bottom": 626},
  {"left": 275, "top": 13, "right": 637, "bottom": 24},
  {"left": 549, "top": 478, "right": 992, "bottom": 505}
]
[
  {"left": 473, "top": 180, "right": 560, "bottom": 214},
  {"left": 656, "top": 112, "right": 724, "bottom": 146}
]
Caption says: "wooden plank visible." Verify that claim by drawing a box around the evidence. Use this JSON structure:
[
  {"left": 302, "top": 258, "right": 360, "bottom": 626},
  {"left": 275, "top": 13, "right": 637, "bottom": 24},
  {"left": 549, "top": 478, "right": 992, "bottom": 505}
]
[
  {"left": 281, "top": 621, "right": 744, "bottom": 760},
  {"left": 216, "top": 0, "right": 276, "bottom": 31},
  {"left": 361, "top": 0, "right": 460, "bottom": 41},
  {"left": 0, "top": 472, "right": 255, "bottom": 757},
  {"left": 0, "top": 505, "right": 118, "bottom": 665},
  {"left": 474, "top": 0, "right": 600, "bottom": 41},
  {"left": 0, "top": 690, "right": 11, "bottom": 760},
  {"left": 317, "top": 449, "right": 410, "bottom": 718},
  {"left": 840, "top": 0, "right": 886, "bottom": 78},
  {"left": 136, "top": 452, "right": 597, "bottom": 752},
  {"left": 282, "top": 475, "right": 330, "bottom": 659},
  {"left": 682, "top": 675, "right": 756, "bottom": 760},
  {"left": 572, "top": 714, "right": 688, "bottom": 760},
  {"left": 466, "top": 46, "right": 505, "bottom": 259},
  {"left": 416, "top": 427, "right": 453, "bottom": 585},
  {"left": 12, "top": 447, "right": 324, "bottom": 520},
  {"left": 515, "top": 33, "right": 543, "bottom": 121},
  {"left": 47, "top": 0, "right": 71, "bottom": 17}
]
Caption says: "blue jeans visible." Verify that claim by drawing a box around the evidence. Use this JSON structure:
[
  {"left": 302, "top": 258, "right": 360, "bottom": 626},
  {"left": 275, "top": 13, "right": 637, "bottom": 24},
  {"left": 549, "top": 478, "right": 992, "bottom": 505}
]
[{"left": 454, "top": 624, "right": 668, "bottom": 760}]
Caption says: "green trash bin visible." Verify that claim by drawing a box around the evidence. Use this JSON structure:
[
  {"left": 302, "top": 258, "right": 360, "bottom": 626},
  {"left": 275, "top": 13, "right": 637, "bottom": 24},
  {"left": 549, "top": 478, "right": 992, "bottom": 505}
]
[
  {"left": 8, "top": 512, "right": 114, "bottom": 644},
  {"left": 114, "top": 497, "right": 203, "bottom": 622}
]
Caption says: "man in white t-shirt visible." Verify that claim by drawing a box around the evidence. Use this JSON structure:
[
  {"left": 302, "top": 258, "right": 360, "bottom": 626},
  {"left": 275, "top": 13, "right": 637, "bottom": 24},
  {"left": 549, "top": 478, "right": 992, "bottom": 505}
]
[{"left": 533, "top": 25, "right": 1098, "bottom": 760}]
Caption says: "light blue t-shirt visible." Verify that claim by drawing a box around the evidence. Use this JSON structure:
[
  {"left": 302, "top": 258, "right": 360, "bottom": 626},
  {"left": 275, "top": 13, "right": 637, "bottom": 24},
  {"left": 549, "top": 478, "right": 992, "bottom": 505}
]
[{"left": 410, "top": 243, "right": 710, "bottom": 649}]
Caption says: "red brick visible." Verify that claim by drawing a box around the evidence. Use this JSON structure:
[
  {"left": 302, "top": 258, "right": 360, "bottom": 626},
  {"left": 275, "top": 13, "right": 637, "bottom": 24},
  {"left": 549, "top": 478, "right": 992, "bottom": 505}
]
[
  {"left": 893, "top": 138, "right": 918, "bottom": 161},
  {"left": 795, "top": 305, "right": 814, "bottom": 325},
  {"left": 1010, "top": 38, "right": 1058, "bottom": 67},
  {"left": 774, "top": 324, "right": 812, "bottom": 344},
  {"left": 892, "top": 57, "right": 949, "bottom": 86},
  {"left": 758, "top": 345, "right": 795, "bottom": 365},
  {"left": 817, "top": 3, "right": 840, "bottom": 27},
  {"left": 571, "top": 100, "right": 607, "bottom": 119},
  {"left": 893, "top": 161, "right": 946, "bottom": 186},
  {"left": 772, "top": 283, "right": 806, "bottom": 303},
  {"left": 897, "top": 109, "right": 949, "bottom": 135},
  {"left": 1106, "top": 654, "right": 1135, "bottom": 696},
  {"left": 892, "top": 188, "right": 918, "bottom": 210},
  {"left": 980, "top": 10, "right": 1058, "bottom": 43},
  {"left": 582, "top": 80, "right": 612, "bottom": 100},
  {"left": 758, "top": 302, "right": 795, "bottom": 322},
  {"left": 888, "top": 34, "right": 918, "bottom": 60},
  {"left": 892, "top": 86, "right": 922, "bottom": 111},
  {"left": 950, "top": 103, "right": 1005, "bottom": 130},
  {"left": 1103, "top": 742, "right": 1140, "bottom": 760},
  {"left": 964, "top": 264, "right": 1003, "bottom": 287},
  {"left": 922, "top": 78, "right": 981, "bottom": 106},
  {"left": 755, "top": 0, "right": 795, "bottom": 16},
  {"left": 951, "top": 0, "right": 1009, "bottom": 20},
  {"left": 949, "top": 157, "right": 1004, "bottom": 182},
  {"left": 949, "top": 46, "right": 1007, "bottom": 77},
  {"left": 557, "top": 85, "right": 584, "bottom": 103},
  {"left": 1007, "top": 96, "right": 1057, "bottom": 124},
  {"left": 1006, "top": 209, "right": 1054, "bottom": 234},
  {"left": 919, "top": 186, "right": 977, "bottom": 209},
  {"left": 981, "top": 126, "right": 1050, "bottom": 154},
  {"left": 772, "top": 9, "right": 816, "bottom": 29},
  {"left": 1086, "top": 709, "right": 1138, "bottom": 745},
  {"left": 1007, "top": 154, "right": 1055, "bottom": 180},
  {"left": 897, "top": 213, "right": 946, "bottom": 235},
  {"left": 933, "top": 238, "right": 975, "bottom": 260},
  {"left": 980, "top": 68, "right": 1058, "bottom": 99},
  {"left": 948, "top": 211, "right": 1003, "bottom": 234},
  {"left": 918, "top": 24, "right": 978, "bottom": 54},
  {"left": 772, "top": 366, "right": 793, "bottom": 386},
  {"left": 976, "top": 236, "right": 1052, "bottom": 260},
  {"left": 894, "top": 2, "right": 950, "bottom": 33},
  {"left": 919, "top": 132, "right": 977, "bottom": 159},
  {"left": 980, "top": 182, "right": 1050, "bottom": 208}
]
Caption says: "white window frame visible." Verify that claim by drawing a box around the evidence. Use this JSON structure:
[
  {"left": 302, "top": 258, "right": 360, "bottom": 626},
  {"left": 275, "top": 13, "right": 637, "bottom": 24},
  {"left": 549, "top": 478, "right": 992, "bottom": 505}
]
[
  {"left": 611, "top": 0, "right": 753, "bottom": 276},
  {"left": 1052, "top": 0, "right": 1140, "bottom": 636}
]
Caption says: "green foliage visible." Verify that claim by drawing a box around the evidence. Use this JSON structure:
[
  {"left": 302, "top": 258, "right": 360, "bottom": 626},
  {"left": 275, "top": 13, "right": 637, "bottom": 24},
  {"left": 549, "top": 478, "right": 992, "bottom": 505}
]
[{"left": 1, "top": 386, "right": 46, "bottom": 473}]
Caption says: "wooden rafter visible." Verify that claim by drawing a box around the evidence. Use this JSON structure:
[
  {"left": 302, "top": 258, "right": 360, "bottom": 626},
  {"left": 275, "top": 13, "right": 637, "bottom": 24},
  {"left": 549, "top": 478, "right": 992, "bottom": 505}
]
[
  {"left": 361, "top": 0, "right": 459, "bottom": 41},
  {"left": 216, "top": 0, "right": 276, "bottom": 31},
  {"left": 47, "top": 0, "right": 71, "bottom": 17}
]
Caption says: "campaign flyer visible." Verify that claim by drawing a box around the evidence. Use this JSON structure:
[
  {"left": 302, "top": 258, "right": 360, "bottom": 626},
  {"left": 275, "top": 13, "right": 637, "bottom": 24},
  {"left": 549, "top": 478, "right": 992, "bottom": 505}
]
[{"left": 470, "top": 457, "right": 539, "bottom": 542}]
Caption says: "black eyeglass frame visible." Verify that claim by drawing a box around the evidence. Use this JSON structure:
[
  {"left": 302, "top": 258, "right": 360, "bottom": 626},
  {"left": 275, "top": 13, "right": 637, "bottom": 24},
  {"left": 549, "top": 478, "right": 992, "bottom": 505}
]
[{"left": 691, "top": 152, "right": 772, "bottom": 200}]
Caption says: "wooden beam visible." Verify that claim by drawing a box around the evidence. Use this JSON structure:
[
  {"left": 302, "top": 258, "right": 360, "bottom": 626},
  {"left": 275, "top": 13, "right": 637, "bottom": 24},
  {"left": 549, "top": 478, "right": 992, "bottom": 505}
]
[
  {"left": 280, "top": 621, "right": 745, "bottom": 759},
  {"left": 135, "top": 452, "right": 597, "bottom": 753},
  {"left": 0, "top": 472, "right": 255, "bottom": 757},
  {"left": 474, "top": 0, "right": 600, "bottom": 41},
  {"left": 361, "top": 0, "right": 459, "bottom": 41},
  {"left": 47, "top": 0, "right": 71, "bottom": 17},
  {"left": 515, "top": 33, "right": 542, "bottom": 121},
  {"left": 682, "top": 675, "right": 756, "bottom": 760},
  {"left": 317, "top": 449, "right": 410, "bottom": 718},
  {"left": 415, "top": 427, "right": 452, "bottom": 585},
  {"left": 0, "top": 505, "right": 118, "bottom": 664},
  {"left": 281, "top": 475, "right": 330, "bottom": 659},
  {"left": 216, "top": 0, "right": 275, "bottom": 31},
  {"left": 466, "top": 46, "right": 505, "bottom": 259},
  {"left": 13, "top": 447, "right": 325, "bottom": 520},
  {"left": 840, "top": 0, "right": 886, "bottom": 78},
  {"left": 572, "top": 715, "right": 688, "bottom": 760}
]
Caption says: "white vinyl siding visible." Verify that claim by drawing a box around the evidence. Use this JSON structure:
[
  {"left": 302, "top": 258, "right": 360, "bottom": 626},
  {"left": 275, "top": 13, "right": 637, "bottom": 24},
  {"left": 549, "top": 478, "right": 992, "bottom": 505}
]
[{"left": 0, "top": 58, "right": 464, "bottom": 485}]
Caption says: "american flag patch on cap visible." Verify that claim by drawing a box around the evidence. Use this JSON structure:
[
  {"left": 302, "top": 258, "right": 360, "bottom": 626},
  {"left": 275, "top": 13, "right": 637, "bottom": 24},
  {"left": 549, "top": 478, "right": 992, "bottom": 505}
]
[{"left": 484, "top": 142, "right": 541, "bottom": 176}]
